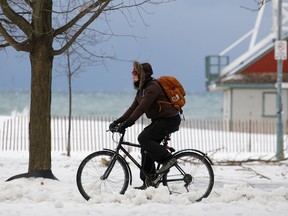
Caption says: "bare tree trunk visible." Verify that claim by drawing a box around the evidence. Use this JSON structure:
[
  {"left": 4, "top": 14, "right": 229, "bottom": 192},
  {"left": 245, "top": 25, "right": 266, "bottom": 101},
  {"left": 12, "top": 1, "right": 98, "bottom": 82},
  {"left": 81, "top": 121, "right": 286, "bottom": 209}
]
[
  {"left": 28, "top": 35, "right": 53, "bottom": 173},
  {"left": 6, "top": 35, "right": 56, "bottom": 181}
]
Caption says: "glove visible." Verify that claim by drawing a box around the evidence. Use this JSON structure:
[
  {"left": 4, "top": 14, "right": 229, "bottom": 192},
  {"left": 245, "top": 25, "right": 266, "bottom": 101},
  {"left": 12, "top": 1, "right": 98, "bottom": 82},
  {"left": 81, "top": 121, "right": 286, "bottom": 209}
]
[
  {"left": 109, "top": 121, "right": 118, "bottom": 131},
  {"left": 109, "top": 118, "right": 124, "bottom": 131},
  {"left": 117, "top": 118, "right": 135, "bottom": 134}
]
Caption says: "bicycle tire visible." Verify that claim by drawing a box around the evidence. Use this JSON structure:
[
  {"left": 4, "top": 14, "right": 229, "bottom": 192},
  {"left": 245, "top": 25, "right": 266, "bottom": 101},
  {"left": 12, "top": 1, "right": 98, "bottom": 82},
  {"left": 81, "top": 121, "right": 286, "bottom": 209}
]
[
  {"left": 76, "top": 150, "right": 130, "bottom": 200},
  {"left": 163, "top": 151, "right": 214, "bottom": 202}
]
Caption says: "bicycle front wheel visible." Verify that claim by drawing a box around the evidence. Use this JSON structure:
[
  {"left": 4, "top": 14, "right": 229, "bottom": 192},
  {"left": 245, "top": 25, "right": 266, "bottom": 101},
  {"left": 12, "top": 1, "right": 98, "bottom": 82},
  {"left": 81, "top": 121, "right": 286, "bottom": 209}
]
[
  {"left": 163, "top": 151, "right": 214, "bottom": 202},
  {"left": 76, "top": 150, "right": 130, "bottom": 200}
]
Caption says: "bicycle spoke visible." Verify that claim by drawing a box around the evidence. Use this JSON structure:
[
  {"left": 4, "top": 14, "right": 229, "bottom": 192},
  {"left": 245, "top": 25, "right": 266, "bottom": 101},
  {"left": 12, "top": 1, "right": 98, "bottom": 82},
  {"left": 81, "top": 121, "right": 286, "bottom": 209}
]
[
  {"left": 76, "top": 151, "right": 130, "bottom": 200},
  {"left": 163, "top": 151, "right": 214, "bottom": 201}
]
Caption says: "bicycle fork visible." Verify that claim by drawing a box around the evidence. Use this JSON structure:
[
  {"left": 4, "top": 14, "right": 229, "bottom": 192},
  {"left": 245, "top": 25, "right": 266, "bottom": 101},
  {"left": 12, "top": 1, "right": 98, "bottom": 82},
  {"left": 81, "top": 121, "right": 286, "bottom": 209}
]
[{"left": 100, "top": 155, "right": 117, "bottom": 180}]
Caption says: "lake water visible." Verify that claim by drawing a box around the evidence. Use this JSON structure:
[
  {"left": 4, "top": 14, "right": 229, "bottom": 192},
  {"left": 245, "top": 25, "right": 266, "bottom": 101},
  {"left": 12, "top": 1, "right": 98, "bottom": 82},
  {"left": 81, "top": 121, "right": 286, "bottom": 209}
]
[{"left": 0, "top": 91, "right": 223, "bottom": 119}]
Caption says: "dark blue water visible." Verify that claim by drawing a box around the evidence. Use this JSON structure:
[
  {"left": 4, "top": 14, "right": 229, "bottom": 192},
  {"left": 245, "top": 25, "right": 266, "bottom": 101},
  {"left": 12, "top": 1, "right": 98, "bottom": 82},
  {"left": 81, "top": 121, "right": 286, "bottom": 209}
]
[{"left": 0, "top": 91, "right": 223, "bottom": 119}]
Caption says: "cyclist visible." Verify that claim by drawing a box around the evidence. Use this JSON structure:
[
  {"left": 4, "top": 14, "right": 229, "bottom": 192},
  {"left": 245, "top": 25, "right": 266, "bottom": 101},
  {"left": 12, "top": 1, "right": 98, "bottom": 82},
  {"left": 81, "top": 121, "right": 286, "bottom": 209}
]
[{"left": 109, "top": 61, "right": 181, "bottom": 190}]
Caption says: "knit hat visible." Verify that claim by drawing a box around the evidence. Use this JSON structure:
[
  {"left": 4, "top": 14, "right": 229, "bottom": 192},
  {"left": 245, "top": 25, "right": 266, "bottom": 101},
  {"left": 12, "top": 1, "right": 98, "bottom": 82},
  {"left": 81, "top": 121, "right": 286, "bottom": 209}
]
[
  {"left": 133, "top": 61, "right": 153, "bottom": 90},
  {"left": 141, "top": 62, "right": 153, "bottom": 77}
]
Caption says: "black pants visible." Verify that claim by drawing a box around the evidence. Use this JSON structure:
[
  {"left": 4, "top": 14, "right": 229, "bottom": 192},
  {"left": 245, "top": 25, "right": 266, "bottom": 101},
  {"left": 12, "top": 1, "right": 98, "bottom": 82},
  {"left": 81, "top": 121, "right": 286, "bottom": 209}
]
[{"left": 137, "top": 114, "right": 181, "bottom": 181}]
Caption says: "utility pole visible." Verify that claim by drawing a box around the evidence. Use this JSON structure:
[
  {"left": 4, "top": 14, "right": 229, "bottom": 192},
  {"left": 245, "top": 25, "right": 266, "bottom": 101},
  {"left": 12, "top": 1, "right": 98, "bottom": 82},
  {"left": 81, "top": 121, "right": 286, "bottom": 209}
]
[{"left": 275, "top": 0, "right": 285, "bottom": 160}]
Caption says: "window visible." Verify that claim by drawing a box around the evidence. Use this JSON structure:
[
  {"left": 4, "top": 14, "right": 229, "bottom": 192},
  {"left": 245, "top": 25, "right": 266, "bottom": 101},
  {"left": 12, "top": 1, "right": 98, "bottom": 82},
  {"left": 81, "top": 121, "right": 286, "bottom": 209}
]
[{"left": 263, "top": 92, "right": 277, "bottom": 117}]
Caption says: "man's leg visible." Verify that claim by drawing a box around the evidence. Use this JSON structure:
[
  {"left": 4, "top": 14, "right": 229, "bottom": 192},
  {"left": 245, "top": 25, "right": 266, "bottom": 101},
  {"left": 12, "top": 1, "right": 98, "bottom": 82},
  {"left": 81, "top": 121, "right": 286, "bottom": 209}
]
[
  {"left": 139, "top": 149, "right": 155, "bottom": 182},
  {"left": 138, "top": 115, "right": 180, "bottom": 163}
]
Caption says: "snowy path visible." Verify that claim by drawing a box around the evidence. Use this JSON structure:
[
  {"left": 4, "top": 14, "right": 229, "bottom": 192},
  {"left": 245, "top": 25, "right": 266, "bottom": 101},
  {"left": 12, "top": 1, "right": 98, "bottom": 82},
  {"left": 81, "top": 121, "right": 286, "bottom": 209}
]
[{"left": 0, "top": 152, "right": 287, "bottom": 216}]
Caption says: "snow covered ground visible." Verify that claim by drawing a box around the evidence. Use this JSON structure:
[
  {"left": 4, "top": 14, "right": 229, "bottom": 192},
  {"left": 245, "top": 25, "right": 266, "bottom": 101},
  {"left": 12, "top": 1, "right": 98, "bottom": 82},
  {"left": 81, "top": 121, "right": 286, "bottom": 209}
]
[
  {"left": 0, "top": 115, "right": 288, "bottom": 215},
  {"left": 0, "top": 151, "right": 287, "bottom": 216}
]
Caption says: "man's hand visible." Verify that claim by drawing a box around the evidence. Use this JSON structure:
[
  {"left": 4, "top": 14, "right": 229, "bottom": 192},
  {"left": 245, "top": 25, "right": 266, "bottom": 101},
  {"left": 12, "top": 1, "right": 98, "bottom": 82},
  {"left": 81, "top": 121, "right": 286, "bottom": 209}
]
[
  {"left": 109, "top": 121, "right": 119, "bottom": 131},
  {"left": 117, "top": 119, "right": 135, "bottom": 133}
]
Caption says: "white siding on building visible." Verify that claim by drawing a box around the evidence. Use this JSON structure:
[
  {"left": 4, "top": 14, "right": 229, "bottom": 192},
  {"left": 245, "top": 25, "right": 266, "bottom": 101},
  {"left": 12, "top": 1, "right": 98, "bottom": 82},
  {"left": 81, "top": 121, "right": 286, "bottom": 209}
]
[
  {"left": 223, "top": 89, "right": 288, "bottom": 120},
  {"left": 223, "top": 91, "right": 231, "bottom": 120},
  {"left": 263, "top": 92, "right": 277, "bottom": 117}
]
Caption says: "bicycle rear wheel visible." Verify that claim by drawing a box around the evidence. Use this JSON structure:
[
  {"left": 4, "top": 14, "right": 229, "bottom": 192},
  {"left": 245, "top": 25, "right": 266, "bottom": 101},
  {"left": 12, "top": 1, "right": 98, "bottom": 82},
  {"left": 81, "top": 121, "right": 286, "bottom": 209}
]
[
  {"left": 163, "top": 151, "right": 214, "bottom": 202},
  {"left": 76, "top": 150, "right": 130, "bottom": 200}
]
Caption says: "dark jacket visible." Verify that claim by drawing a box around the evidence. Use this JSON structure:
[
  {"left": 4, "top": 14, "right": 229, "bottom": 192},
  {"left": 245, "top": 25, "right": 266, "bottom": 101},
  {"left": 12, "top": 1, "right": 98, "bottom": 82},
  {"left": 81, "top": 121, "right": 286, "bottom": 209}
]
[{"left": 120, "top": 79, "right": 179, "bottom": 122}]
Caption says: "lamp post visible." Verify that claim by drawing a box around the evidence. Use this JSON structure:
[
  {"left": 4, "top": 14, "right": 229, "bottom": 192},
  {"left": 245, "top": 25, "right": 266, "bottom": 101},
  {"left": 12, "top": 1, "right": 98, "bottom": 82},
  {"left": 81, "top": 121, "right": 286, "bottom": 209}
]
[{"left": 276, "top": 0, "right": 285, "bottom": 160}]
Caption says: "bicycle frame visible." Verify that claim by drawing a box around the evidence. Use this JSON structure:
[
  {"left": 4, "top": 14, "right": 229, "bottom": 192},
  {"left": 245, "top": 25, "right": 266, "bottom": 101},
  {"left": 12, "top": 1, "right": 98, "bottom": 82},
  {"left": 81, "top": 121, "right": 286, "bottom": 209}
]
[
  {"left": 101, "top": 131, "right": 159, "bottom": 184},
  {"left": 101, "top": 129, "right": 212, "bottom": 189}
]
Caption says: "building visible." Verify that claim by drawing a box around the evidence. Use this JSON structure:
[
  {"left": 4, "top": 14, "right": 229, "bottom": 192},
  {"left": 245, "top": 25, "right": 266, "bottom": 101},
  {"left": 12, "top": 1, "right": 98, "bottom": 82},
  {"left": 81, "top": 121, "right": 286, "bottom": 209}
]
[{"left": 206, "top": 1, "right": 288, "bottom": 121}]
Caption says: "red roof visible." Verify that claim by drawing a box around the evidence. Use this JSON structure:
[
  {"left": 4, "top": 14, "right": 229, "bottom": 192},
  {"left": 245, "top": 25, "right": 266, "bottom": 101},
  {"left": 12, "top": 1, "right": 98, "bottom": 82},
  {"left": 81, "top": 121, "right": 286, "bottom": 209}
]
[{"left": 241, "top": 49, "right": 288, "bottom": 74}]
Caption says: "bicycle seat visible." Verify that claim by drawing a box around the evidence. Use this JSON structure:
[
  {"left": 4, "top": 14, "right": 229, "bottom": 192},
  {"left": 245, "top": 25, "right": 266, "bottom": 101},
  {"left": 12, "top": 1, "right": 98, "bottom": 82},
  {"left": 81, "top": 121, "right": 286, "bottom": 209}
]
[{"left": 162, "top": 134, "right": 175, "bottom": 153}]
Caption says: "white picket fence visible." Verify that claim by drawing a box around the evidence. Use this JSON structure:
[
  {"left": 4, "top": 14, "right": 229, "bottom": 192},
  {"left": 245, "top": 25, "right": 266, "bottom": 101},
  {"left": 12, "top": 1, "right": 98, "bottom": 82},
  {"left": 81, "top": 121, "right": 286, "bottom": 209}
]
[{"left": 1, "top": 116, "right": 287, "bottom": 154}]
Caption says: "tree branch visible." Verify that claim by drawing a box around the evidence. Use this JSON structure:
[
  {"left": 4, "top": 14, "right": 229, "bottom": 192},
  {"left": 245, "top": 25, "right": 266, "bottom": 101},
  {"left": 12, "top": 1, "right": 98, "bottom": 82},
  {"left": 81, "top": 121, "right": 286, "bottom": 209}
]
[
  {"left": 240, "top": 166, "right": 271, "bottom": 180},
  {"left": 53, "top": 0, "right": 111, "bottom": 56},
  {"left": 53, "top": 0, "right": 107, "bottom": 37},
  {"left": 0, "top": 42, "right": 10, "bottom": 48},
  {"left": 0, "top": 0, "right": 33, "bottom": 37},
  {"left": 0, "top": 22, "right": 31, "bottom": 51},
  {"left": 23, "top": 0, "right": 32, "bottom": 8},
  {"left": 213, "top": 157, "right": 288, "bottom": 166}
]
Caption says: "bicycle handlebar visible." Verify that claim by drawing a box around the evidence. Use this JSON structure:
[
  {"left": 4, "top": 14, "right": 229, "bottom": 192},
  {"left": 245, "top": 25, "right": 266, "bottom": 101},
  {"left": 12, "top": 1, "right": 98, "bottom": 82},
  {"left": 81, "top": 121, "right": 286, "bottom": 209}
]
[{"left": 108, "top": 125, "right": 126, "bottom": 134}]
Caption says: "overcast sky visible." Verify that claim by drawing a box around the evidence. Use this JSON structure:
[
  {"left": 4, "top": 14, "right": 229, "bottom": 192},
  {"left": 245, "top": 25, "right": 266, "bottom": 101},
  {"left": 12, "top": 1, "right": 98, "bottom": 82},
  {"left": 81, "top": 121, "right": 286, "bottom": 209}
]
[{"left": 0, "top": 0, "right": 273, "bottom": 93}]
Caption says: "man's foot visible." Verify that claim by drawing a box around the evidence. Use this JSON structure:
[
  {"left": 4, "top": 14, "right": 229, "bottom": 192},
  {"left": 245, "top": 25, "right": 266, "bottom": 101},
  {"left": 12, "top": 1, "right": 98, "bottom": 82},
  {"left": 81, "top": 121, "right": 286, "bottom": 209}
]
[
  {"left": 134, "top": 184, "right": 147, "bottom": 190},
  {"left": 156, "top": 157, "right": 177, "bottom": 174}
]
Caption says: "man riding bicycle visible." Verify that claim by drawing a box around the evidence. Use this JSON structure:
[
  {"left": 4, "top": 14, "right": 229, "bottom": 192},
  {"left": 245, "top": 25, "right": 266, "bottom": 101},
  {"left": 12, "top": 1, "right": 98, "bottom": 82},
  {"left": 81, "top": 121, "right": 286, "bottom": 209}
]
[{"left": 109, "top": 61, "right": 181, "bottom": 190}]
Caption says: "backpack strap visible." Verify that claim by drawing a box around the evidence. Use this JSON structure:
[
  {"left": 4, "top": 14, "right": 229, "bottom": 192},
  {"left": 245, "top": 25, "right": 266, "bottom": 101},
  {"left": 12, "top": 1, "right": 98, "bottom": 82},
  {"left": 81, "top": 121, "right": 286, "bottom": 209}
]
[
  {"left": 157, "top": 100, "right": 184, "bottom": 115},
  {"left": 155, "top": 79, "right": 174, "bottom": 112},
  {"left": 157, "top": 100, "right": 172, "bottom": 112}
]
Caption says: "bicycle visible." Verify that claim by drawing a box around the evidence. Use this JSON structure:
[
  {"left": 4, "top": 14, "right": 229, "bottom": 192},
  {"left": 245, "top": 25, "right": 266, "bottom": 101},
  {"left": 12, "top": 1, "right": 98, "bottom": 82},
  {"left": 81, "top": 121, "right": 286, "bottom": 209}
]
[{"left": 76, "top": 126, "right": 214, "bottom": 202}]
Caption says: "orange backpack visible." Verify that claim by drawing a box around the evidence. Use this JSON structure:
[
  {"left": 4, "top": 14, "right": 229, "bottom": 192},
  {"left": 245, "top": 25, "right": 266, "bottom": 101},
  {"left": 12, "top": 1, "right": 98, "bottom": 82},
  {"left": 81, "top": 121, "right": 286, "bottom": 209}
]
[{"left": 156, "top": 76, "right": 186, "bottom": 114}]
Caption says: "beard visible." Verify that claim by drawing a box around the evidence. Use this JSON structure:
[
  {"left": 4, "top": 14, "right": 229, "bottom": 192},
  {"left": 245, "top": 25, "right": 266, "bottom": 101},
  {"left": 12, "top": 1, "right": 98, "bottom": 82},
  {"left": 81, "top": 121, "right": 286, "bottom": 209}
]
[{"left": 133, "top": 80, "right": 140, "bottom": 89}]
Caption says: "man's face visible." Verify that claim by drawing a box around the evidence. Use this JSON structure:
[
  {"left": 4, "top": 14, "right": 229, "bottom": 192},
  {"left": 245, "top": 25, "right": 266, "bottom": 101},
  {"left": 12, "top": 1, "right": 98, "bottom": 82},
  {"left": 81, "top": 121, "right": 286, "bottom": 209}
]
[{"left": 132, "top": 68, "right": 139, "bottom": 82}]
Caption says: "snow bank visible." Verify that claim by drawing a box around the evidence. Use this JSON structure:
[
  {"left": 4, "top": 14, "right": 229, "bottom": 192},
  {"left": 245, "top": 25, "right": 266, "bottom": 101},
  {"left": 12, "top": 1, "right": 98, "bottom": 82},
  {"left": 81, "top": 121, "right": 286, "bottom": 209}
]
[{"left": 0, "top": 152, "right": 287, "bottom": 216}]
